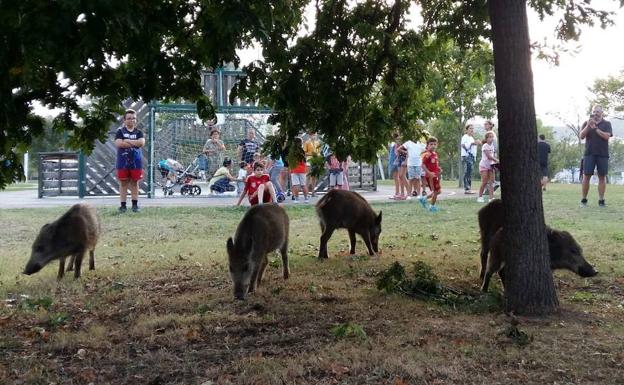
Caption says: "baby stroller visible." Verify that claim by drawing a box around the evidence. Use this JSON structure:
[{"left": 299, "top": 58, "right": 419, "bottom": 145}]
[{"left": 158, "top": 158, "right": 202, "bottom": 196}]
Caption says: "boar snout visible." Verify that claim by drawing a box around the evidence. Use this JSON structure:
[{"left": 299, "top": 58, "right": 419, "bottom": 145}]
[
  {"left": 23, "top": 261, "right": 42, "bottom": 275},
  {"left": 578, "top": 264, "right": 598, "bottom": 278}
]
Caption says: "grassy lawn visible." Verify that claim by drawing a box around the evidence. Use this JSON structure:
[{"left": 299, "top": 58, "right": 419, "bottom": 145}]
[
  {"left": 1, "top": 184, "right": 623, "bottom": 384},
  {"left": 2, "top": 182, "right": 37, "bottom": 192}
]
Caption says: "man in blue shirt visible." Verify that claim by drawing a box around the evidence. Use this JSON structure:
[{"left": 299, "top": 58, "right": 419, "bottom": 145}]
[
  {"left": 237, "top": 130, "right": 259, "bottom": 165},
  {"left": 115, "top": 109, "right": 145, "bottom": 213},
  {"left": 580, "top": 105, "right": 613, "bottom": 208}
]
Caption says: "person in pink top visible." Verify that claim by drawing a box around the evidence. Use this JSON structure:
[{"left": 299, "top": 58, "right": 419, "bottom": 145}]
[
  {"left": 326, "top": 153, "right": 344, "bottom": 190},
  {"left": 477, "top": 131, "right": 499, "bottom": 203}
]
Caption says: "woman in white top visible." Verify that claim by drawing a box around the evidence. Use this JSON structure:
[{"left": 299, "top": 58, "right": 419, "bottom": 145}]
[{"left": 477, "top": 131, "right": 499, "bottom": 202}]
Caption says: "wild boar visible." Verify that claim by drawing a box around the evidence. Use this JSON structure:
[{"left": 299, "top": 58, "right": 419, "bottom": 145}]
[
  {"left": 477, "top": 199, "right": 505, "bottom": 280},
  {"left": 226, "top": 204, "right": 290, "bottom": 300},
  {"left": 316, "top": 189, "right": 382, "bottom": 259},
  {"left": 479, "top": 203, "right": 598, "bottom": 292},
  {"left": 24, "top": 203, "right": 101, "bottom": 280}
]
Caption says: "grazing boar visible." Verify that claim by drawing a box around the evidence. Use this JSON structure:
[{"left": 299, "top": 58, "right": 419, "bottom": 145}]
[
  {"left": 226, "top": 204, "right": 290, "bottom": 300},
  {"left": 24, "top": 203, "right": 101, "bottom": 280},
  {"left": 316, "top": 189, "right": 382, "bottom": 259},
  {"left": 479, "top": 200, "right": 597, "bottom": 292}
]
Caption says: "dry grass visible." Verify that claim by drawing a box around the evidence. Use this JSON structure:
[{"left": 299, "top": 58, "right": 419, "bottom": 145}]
[{"left": 1, "top": 184, "right": 623, "bottom": 384}]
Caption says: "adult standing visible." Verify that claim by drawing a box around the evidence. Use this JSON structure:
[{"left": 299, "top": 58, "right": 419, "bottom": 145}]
[
  {"left": 460, "top": 124, "right": 481, "bottom": 194},
  {"left": 237, "top": 130, "right": 259, "bottom": 165},
  {"left": 537, "top": 134, "right": 551, "bottom": 191},
  {"left": 388, "top": 133, "right": 399, "bottom": 198},
  {"left": 303, "top": 131, "right": 321, "bottom": 195},
  {"left": 580, "top": 105, "right": 612, "bottom": 208},
  {"left": 114, "top": 109, "right": 145, "bottom": 213},
  {"left": 202, "top": 128, "right": 226, "bottom": 177}
]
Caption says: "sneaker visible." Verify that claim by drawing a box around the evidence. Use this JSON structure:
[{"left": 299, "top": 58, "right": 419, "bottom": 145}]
[
  {"left": 131, "top": 206, "right": 140, "bottom": 213},
  {"left": 418, "top": 195, "right": 429, "bottom": 208},
  {"left": 493, "top": 182, "right": 500, "bottom": 192},
  {"left": 477, "top": 197, "right": 485, "bottom": 203},
  {"left": 304, "top": 198, "right": 310, "bottom": 204},
  {"left": 464, "top": 190, "right": 475, "bottom": 195},
  {"left": 118, "top": 206, "right": 127, "bottom": 213},
  {"left": 395, "top": 195, "right": 407, "bottom": 200},
  {"left": 412, "top": 191, "right": 418, "bottom": 197},
  {"left": 293, "top": 198, "right": 300, "bottom": 204},
  {"left": 429, "top": 205, "right": 439, "bottom": 213},
  {"left": 598, "top": 199, "right": 606, "bottom": 207},
  {"left": 580, "top": 198, "right": 588, "bottom": 208}
]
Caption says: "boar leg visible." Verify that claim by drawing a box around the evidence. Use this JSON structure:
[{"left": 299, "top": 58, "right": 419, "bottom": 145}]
[
  {"left": 248, "top": 257, "right": 261, "bottom": 293},
  {"left": 362, "top": 231, "right": 376, "bottom": 256},
  {"left": 280, "top": 242, "right": 290, "bottom": 279},
  {"left": 348, "top": 230, "right": 357, "bottom": 254},
  {"left": 318, "top": 226, "right": 335, "bottom": 259},
  {"left": 479, "top": 245, "right": 489, "bottom": 280},
  {"left": 480, "top": 272, "right": 493, "bottom": 292},
  {"left": 66, "top": 254, "right": 75, "bottom": 272},
  {"left": 89, "top": 250, "right": 95, "bottom": 270},
  {"left": 57, "top": 257, "right": 66, "bottom": 280},
  {"left": 72, "top": 253, "right": 84, "bottom": 279},
  {"left": 256, "top": 255, "right": 269, "bottom": 288},
  {"left": 498, "top": 267, "right": 506, "bottom": 288}
]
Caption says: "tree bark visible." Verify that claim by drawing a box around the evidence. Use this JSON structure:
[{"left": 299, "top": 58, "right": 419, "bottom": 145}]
[{"left": 488, "top": 0, "right": 559, "bottom": 315}]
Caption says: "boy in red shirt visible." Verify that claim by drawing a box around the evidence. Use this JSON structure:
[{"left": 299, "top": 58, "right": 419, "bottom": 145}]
[
  {"left": 236, "top": 162, "right": 277, "bottom": 206},
  {"left": 420, "top": 137, "right": 442, "bottom": 212}
]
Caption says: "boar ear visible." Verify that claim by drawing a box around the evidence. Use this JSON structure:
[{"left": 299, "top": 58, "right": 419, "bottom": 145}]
[
  {"left": 376, "top": 211, "right": 382, "bottom": 225},
  {"left": 226, "top": 237, "right": 234, "bottom": 254}
]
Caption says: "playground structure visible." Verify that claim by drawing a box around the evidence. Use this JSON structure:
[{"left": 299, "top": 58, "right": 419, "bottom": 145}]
[{"left": 38, "top": 69, "right": 376, "bottom": 198}]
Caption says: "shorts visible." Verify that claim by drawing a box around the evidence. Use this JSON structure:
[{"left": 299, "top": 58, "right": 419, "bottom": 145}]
[
  {"left": 249, "top": 190, "right": 272, "bottom": 205},
  {"left": 388, "top": 164, "right": 398, "bottom": 176},
  {"left": 426, "top": 175, "right": 441, "bottom": 193},
  {"left": 407, "top": 165, "right": 421, "bottom": 180},
  {"left": 583, "top": 155, "right": 608, "bottom": 176},
  {"left": 329, "top": 171, "right": 344, "bottom": 186},
  {"left": 117, "top": 169, "right": 143, "bottom": 181},
  {"left": 539, "top": 164, "right": 549, "bottom": 178},
  {"left": 291, "top": 173, "right": 307, "bottom": 186}
]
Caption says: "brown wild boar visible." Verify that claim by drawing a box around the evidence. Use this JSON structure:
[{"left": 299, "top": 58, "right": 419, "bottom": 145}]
[
  {"left": 226, "top": 204, "right": 290, "bottom": 300},
  {"left": 24, "top": 203, "right": 101, "bottom": 279},
  {"left": 479, "top": 200, "right": 597, "bottom": 292},
  {"left": 316, "top": 189, "right": 382, "bottom": 259}
]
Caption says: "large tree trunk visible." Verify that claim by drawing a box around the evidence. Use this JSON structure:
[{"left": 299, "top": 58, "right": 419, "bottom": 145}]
[{"left": 488, "top": 0, "right": 558, "bottom": 315}]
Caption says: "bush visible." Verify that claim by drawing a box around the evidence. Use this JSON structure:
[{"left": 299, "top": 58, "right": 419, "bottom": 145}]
[{"left": 376, "top": 261, "right": 503, "bottom": 313}]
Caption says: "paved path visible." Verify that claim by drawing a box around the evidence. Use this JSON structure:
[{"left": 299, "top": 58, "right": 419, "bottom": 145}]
[{"left": 0, "top": 184, "right": 478, "bottom": 209}]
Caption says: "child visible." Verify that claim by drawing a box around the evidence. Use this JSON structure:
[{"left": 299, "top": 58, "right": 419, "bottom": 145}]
[
  {"left": 236, "top": 162, "right": 277, "bottom": 206},
  {"left": 420, "top": 137, "right": 442, "bottom": 212},
  {"left": 289, "top": 137, "right": 309, "bottom": 203},
  {"left": 398, "top": 137, "right": 426, "bottom": 199},
  {"left": 208, "top": 158, "right": 237, "bottom": 194},
  {"left": 326, "top": 152, "right": 343, "bottom": 190},
  {"left": 252, "top": 152, "right": 266, "bottom": 169},
  {"left": 236, "top": 161, "right": 248, "bottom": 196},
  {"left": 477, "top": 131, "right": 499, "bottom": 203}
]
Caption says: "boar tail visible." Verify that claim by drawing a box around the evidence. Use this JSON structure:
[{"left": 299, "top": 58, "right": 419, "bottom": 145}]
[{"left": 317, "top": 195, "right": 332, "bottom": 209}]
